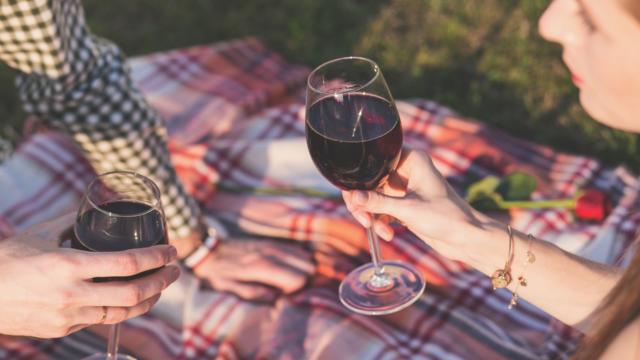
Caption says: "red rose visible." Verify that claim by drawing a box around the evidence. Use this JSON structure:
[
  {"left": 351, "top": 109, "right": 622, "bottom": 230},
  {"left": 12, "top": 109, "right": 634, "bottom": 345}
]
[{"left": 574, "top": 189, "right": 613, "bottom": 222}]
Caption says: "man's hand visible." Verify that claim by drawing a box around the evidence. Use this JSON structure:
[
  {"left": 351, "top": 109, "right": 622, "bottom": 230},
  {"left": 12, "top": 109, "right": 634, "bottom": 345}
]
[
  {"left": 0, "top": 213, "right": 180, "bottom": 338},
  {"left": 193, "top": 238, "right": 314, "bottom": 302}
]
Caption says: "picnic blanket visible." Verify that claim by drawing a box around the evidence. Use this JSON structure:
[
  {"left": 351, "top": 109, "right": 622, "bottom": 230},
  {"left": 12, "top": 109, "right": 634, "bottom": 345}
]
[{"left": 1, "top": 37, "right": 640, "bottom": 360}]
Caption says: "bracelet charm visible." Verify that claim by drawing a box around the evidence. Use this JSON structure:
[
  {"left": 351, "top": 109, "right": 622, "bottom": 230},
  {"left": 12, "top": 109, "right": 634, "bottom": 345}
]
[{"left": 491, "top": 225, "right": 514, "bottom": 290}]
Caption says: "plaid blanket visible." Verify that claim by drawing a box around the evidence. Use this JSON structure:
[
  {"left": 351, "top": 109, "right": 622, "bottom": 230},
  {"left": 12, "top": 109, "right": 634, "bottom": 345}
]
[{"left": 1, "top": 38, "right": 640, "bottom": 360}]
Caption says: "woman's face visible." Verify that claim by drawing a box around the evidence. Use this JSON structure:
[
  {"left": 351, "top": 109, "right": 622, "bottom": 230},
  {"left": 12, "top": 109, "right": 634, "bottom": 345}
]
[{"left": 539, "top": 0, "right": 640, "bottom": 132}]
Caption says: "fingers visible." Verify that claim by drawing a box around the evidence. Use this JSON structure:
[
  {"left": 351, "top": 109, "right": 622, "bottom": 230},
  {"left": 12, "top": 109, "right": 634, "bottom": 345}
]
[
  {"left": 236, "top": 255, "right": 310, "bottom": 294},
  {"left": 373, "top": 220, "right": 394, "bottom": 241},
  {"left": 343, "top": 191, "right": 376, "bottom": 227},
  {"left": 353, "top": 210, "right": 372, "bottom": 227},
  {"left": 74, "top": 245, "right": 178, "bottom": 278},
  {"left": 215, "top": 242, "right": 312, "bottom": 294},
  {"left": 351, "top": 190, "right": 405, "bottom": 218},
  {"left": 212, "top": 278, "right": 278, "bottom": 302},
  {"left": 267, "top": 244, "right": 315, "bottom": 276},
  {"left": 83, "top": 265, "right": 180, "bottom": 307},
  {"left": 344, "top": 190, "right": 397, "bottom": 238},
  {"left": 347, "top": 210, "right": 394, "bottom": 241},
  {"left": 77, "top": 294, "right": 162, "bottom": 326},
  {"left": 102, "top": 294, "right": 162, "bottom": 324}
]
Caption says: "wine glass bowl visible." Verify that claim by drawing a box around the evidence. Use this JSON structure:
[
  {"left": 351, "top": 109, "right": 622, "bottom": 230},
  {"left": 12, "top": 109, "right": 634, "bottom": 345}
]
[
  {"left": 74, "top": 172, "right": 167, "bottom": 253},
  {"left": 305, "top": 57, "right": 425, "bottom": 316},
  {"left": 74, "top": 171, "right": 167, "bottom": 360}
]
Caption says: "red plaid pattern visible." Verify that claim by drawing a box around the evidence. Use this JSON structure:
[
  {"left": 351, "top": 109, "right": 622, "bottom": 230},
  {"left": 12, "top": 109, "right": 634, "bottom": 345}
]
[{"left": 2, "top": 38, "right": 640, "bottom": 359}]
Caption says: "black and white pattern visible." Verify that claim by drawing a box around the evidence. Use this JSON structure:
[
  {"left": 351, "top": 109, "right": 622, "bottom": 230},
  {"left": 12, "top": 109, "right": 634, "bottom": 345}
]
[{"left": 0, "top": 0, "right": 201, "bottom": 239}]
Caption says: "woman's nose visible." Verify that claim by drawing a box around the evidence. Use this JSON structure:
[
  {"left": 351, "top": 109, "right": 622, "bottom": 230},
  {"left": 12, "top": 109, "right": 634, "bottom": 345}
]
[{"left": 538, "top": 0, "right": 572, "bottom": 44}]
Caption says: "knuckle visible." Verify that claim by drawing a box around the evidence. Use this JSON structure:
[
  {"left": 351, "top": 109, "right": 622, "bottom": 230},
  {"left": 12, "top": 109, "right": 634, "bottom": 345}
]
[
  {"left": 55, "top": 289, "right": 77, "bottom": 308},
  {"left": 119, "top": 253, "right": 141, "bottom": 274},
  {"left": 122, "top": 285, "right": 143, "bottom": 306},
  {"left": 156, "top": 275, "right": 169, "bottom": 291},
  {"left": 151, "top": 253, "right": 165, "bottom": 268}
]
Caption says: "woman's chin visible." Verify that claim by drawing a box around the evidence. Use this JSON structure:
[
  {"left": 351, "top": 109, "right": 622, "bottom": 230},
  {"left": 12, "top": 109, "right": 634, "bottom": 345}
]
[{"left": 579, "top": 91, "right": 640, "bottom": 133}]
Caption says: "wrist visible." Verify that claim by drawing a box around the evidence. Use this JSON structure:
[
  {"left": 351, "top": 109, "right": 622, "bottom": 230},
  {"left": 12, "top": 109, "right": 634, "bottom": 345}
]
[
  {"left": 181, "top": 216, "right": 227, "bottom": 271},
  {"left": 183, "top": 232, "right": 219, "bottom": 270},
  {"left": 458, "top": 213, "right": 511, "bottom": 275},
  {"left": 173, "top": 231, "right": 203, "bottom": 259}
]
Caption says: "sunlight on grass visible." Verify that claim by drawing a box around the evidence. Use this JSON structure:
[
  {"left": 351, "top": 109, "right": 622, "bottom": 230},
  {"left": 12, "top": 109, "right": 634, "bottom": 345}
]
[{"left": 0, "top": 0, "right": 636, "bottom": 168}]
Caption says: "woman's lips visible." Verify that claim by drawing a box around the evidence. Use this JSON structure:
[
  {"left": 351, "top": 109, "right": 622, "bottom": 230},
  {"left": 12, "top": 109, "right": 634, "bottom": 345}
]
[{"left": 572, "top": 73, "right": 584, "bottom": 86}]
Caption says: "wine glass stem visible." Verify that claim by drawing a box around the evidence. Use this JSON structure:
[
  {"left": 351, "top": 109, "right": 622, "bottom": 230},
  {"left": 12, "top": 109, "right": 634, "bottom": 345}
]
[
  {"left": 107, "top": 323, "right": 121, "bottom": 360},
  {"left": 366, "top": 223, "right": 390, "bottom": 288}
]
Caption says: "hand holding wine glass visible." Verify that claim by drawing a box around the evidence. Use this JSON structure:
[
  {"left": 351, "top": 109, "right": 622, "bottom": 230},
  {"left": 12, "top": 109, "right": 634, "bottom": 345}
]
[
  {"left": 73, "top": 171, "right": 173, "bottom": 360},
  {"left": 342, "top": 149, "right": 489, "bottom": 263},
  {"left": 305, "top": 57, "right": 425, "bottom": 315},
  {"left": 0, "top": 212, "right": 179, "bottom": 339}
]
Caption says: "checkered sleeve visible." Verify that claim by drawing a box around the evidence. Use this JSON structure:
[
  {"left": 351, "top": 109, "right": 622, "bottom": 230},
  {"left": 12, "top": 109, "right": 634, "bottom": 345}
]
[{"left": 0, "top": 0, "right": 202, "bottom": 240}]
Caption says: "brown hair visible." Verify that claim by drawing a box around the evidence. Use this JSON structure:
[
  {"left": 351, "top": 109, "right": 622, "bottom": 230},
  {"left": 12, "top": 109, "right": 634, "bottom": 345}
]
[
  {"left": 572, "top": 246, "right": 640, "bottom": 359},
  {"left": 624, "top": 0, "right": 640, "bottom": 21}
]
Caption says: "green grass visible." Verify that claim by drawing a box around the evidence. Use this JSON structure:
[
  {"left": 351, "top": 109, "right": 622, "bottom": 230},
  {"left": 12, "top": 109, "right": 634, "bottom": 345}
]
[{"left": 0, "top": 0, "right": 637, "bottom": 169}]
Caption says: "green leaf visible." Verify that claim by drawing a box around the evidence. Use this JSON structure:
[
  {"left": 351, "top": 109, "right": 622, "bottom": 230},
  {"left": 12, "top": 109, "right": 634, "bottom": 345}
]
[
  {"left": 465, "top": 176, "right": 504, "bottom": 210},
  {"left": 497, "top": 171, "right": 537, "bottom": 201}
]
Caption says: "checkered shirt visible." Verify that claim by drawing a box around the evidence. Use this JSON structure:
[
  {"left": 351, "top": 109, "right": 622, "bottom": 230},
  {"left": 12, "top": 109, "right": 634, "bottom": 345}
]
[{"left": 0, "top": 0, "right": 201, "bottom": 239}]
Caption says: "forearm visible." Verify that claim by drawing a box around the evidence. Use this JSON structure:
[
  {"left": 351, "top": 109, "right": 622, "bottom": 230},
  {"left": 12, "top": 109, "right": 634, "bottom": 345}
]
[{"left": 463, "top": 213, "right": 622, "bottom": 326}]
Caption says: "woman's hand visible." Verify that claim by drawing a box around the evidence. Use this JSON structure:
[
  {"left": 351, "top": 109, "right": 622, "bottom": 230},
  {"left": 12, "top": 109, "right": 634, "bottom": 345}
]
[
  {"left": 343, "top": 149, "right": 495, "bottom": 262},
  {"left": 193, "top": 238, "right": 315, "bottom": 302},
  {"left": 0, "top": 213, "right": 180, "bottom": 338},
  {"left": 344, "top": 149, "right": 624, "bottom": 326}
]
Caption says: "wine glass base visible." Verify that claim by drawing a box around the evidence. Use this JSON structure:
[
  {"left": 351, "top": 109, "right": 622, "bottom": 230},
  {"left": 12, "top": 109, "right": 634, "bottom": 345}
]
[
  {"left": 339, "top": 261, "right": 425, "bottom": 316},
  {"left": 82, "top": 354, "right": 136, "bottom": 360}
]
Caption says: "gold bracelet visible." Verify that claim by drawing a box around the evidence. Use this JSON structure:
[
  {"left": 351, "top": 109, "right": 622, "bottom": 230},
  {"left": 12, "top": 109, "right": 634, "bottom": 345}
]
[
  {"left": 491, "top": 225, "right": 514, "bottom": 290},
  {"left": 508, "top": 233, "right": 536, "bottom": 309}
]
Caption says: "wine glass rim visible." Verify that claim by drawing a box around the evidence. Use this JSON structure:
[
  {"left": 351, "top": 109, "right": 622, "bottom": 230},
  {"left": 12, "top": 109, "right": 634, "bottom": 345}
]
[
  {"left": 307, "top": 56, "right": 380, "bottom": 95},
  {"left": 84, "top": 170, "right": 161, "bottom": 218}
]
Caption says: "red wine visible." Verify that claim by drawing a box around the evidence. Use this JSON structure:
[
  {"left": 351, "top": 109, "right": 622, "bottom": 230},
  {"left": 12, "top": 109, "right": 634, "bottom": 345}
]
[
  {"left": 73, "top": 201, "right": 167, "bottom": 281},
  {"left": 74, "top": 201, "right": 167, "bottom": 252},
  {"left": 306, "top": 93, "right": 402, "bottom": 190}
]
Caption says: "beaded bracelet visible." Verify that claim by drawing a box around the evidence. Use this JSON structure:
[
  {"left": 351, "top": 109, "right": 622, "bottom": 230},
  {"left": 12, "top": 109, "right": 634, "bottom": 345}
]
[{"left": 491, "top": 225, "right": 514, "bottom": 290}]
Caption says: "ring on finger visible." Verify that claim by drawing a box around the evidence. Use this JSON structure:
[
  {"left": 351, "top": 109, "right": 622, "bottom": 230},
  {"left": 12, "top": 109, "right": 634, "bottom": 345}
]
[{"left": 99, "top": 306, "right": 108, "bottom": 324}]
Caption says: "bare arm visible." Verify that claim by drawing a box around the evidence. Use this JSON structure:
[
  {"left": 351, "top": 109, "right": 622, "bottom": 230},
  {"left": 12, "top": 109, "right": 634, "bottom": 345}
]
[
  {"left": 343, "top": 149, "right": 622, "bottom": 326},
  {"left": 464, "top": 216, "right": 621, "bottom": 325}
]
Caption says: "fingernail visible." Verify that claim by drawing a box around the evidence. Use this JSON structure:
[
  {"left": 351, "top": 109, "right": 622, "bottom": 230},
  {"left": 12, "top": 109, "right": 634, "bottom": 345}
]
[
  {"left": 171, "top": 266, "right": 181, "bottom": 278},
  {"left": 353, "top": 191, "right": 368, "bottom": 205},
  {"left": 169, "top": 246, "right": 178, "bottom": 262},
  {"left": 354, "top": 212, "right": 370, "bottom": 227},
  {"left": 380, "top": 227, "right": 393, "bottom": 241}
]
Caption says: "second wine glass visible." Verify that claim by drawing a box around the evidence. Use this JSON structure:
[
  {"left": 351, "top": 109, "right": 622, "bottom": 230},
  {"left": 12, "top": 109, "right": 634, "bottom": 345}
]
[{"left": 305, "top": 57, "right": 425, "bottom": 315}]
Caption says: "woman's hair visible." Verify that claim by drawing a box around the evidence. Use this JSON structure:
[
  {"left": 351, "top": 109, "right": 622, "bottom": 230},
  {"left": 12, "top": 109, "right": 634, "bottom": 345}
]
[
  {"left": 625, "top": 0, "right": 640, "bottom": 21},
  {"left": 572, "top": 4, "right": 640, "bottom": 359},
  {"left": 573, "top": 247, "right": 640, "bottom": 359}
]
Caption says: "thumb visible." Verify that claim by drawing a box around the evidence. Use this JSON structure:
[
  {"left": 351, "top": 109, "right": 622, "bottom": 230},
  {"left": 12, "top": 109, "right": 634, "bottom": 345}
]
[{"left": 351, "top": 190, "right": 405, "bottom": 218}]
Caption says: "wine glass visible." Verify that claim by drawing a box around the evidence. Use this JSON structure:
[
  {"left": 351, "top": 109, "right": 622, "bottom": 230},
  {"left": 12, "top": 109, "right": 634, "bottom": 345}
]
[
  {"left": 305, "top": 57, "right": 425, "bottom": 315},
  {"left": 74, "top": 171, "right": 168, "bottom": 360}
]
